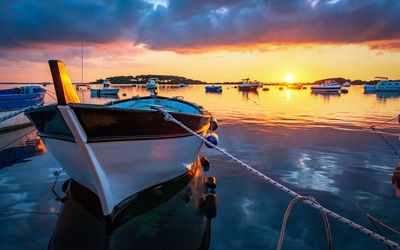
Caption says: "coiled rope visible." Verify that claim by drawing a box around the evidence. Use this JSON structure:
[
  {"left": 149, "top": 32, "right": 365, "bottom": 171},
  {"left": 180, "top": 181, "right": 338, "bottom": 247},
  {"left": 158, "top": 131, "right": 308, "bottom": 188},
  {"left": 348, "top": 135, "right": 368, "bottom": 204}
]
[{"left": 154, "top": 107, "right": 400, "bottom": 249}]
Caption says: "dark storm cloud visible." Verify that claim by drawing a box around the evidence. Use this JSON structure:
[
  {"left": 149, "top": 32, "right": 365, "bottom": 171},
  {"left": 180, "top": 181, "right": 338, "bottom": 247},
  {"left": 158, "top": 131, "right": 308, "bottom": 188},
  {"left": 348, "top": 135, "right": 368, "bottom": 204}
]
[
  {"left": 0, "top": 0, "right": 399, "bottom": 52},
  {"left": 0, "top": 0, "right": 150, "bottom": 48}
]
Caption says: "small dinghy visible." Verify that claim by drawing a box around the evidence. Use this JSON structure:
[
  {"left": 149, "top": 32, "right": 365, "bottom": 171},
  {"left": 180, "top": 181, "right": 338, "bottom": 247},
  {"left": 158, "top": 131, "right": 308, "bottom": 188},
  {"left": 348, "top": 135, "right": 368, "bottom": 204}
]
[
  {"left": 0, "top": 86, "right": 46, "bottom": 132},
  {"left": 0, "top": 86, "right": 46, "bottom": 111},
  {"left": 25, "top": 60, "right": 216, "bottom": 217},
  {"left": 205, "top": 86, "right": 222, "bottom": 93}
]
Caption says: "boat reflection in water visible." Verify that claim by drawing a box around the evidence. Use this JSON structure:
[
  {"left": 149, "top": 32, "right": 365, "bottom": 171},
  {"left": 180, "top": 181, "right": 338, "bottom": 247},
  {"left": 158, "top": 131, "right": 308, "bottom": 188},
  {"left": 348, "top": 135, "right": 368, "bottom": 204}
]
[
  {"left": 49, "top": 158, "right": 214, "bottom": 250},
  {"left": 0, "top": 128, "right": 47, "bottom": 169},
  {"left": 90, "top": 92, "right": 120, "bottom": 99}
]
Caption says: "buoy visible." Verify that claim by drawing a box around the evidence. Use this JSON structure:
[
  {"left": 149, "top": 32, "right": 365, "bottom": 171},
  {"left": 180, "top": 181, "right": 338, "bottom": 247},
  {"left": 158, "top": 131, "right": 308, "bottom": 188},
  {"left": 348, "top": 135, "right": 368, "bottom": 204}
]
[
  {"left": 341, "top": 88, "right": 348, "bottom": 93},
  {"left": 210, "top": 117, "right": 218, "bottom": 131},
  {"left": 205, "top": 133, "right": 219, "bottom": 148},
  {"left": 279, "top": 87, "right": 284, "bottom": 90},
  {"left": 203, "top": 194, "right": 218, "bottom": 219},
  {"left": 205, "top": 177, "right": 216, "bottom": 189},
  {"left": 123, "top": 93, "right": 127, "bottom": 96},
  {"left": 200, "top": 156, "right": 210, "bottom": 171}
]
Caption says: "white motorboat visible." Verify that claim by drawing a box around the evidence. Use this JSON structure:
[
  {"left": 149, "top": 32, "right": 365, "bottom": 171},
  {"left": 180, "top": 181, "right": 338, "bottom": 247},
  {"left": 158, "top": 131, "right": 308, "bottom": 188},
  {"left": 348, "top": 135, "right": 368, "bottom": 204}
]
[
  {"left": 147, "top": 78, "right": 159, "bottom": 90},
  {"left": 25, "top": 60, "right": 216, "bottom": 217},
  {"left": 311, "top": 80, "right": 342, "bottom": 93},
  {"left": 179, "top": 83, "right": 188, "bottom": 87},
  {"left": 90, "top": 80, "right": 119, "bottom": 95}
]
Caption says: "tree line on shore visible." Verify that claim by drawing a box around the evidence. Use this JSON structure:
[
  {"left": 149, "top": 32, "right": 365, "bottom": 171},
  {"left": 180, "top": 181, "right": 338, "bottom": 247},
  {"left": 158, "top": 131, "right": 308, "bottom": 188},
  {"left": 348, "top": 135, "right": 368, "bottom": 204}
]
[{"left": 90, "top": 75, "right": 398, "bottom": 85}]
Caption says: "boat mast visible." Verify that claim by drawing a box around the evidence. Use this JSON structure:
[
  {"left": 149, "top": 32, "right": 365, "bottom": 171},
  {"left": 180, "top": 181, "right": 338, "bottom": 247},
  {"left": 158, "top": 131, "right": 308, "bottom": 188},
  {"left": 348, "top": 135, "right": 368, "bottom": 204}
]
[{"left": 81, "top": 41, "right": 83, "bottom": 84}]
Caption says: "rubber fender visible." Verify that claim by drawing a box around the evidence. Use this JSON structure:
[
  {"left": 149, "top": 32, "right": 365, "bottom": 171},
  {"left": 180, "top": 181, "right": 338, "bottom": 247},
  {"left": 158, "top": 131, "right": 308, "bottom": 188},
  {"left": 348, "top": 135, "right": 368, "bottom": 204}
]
[
  {"left": 205, "top": 133, "right": 218, "bottom": 148},
  {"left": 205, "top": 177, "right": 216, "bottom": 189},
  {"left": 204, "top": 194, "right": 218, "bottom": 219},
  {"left": 200, "top": 156, "right": 210, "bottom": 168},
  {"left": 210, "top": 117, "right": 218, "bottom": 131}
]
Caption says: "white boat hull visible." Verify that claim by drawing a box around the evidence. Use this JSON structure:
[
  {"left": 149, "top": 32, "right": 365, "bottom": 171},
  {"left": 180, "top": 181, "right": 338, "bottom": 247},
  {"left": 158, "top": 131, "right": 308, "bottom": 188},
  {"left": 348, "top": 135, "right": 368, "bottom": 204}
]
[
  {"left": 43, "top": 132, "right": 205, "bottom": 215},
  {"left": 90, "top": 88, "right": 119, "bottom": 95},
  {"left": 311, "top": 87, "right": 341, "bottom": 93}
]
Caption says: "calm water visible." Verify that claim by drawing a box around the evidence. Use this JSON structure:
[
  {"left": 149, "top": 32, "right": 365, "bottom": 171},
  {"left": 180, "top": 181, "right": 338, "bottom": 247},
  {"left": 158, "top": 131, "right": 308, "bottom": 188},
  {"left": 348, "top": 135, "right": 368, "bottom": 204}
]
[{"left": 1, "top": 84, "right": 400, "bottom": 249}]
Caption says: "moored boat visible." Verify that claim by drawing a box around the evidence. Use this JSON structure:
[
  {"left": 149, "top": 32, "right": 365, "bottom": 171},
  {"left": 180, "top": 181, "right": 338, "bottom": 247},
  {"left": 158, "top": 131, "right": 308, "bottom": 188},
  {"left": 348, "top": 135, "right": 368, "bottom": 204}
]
[
  {"left": 311, "top": 80, "right": 342, "bottom": 93},
  {"left": 147, "top": 78, "right": 159, "bottom": 90},
  {"left": 375, "top": 81, "right": 400, "bottom": 92},
  {"left": 0, "top": 86, "right": 46, "bottom": 132},
  {"left": 90, "top": 80, "right": 119, "bottom": 95},
  {"left": 205, "top": 85, "right": 222, "bottom": 93},
  {"left": 238, "top": 78, "right": 258, "bottom": 91},
  {"left": 25, "top": 60, "right": 216, "bottom": 217}
]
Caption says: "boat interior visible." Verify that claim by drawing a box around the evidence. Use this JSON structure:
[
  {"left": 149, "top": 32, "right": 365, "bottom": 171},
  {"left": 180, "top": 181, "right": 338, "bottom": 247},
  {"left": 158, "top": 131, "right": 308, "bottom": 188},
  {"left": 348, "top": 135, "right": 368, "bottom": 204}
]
[{"left": 110, "top": 97, "right": 203, "bottom": 115}]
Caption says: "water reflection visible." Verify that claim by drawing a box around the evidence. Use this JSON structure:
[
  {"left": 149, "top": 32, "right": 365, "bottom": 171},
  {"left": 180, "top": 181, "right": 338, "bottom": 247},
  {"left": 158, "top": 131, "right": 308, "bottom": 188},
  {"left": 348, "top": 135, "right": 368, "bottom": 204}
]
[
  {"left": 0, "top": 128, "right": 46, "bottom": 169},
  {"left": 90, "top": 93, "right": 120, "bottom": 99},
  {"left": 49, "top": 160, "right": 213, "bottom": 250}
]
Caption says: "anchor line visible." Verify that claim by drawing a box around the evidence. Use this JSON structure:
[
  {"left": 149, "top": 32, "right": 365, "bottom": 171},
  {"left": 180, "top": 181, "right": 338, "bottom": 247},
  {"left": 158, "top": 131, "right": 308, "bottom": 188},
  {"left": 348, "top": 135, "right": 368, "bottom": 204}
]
[
  {"left": 370, "top": 125, "right": 400, "bottom": 157},
  {"left": 154, "top": 107, "right": 400, "bottom": 249}
]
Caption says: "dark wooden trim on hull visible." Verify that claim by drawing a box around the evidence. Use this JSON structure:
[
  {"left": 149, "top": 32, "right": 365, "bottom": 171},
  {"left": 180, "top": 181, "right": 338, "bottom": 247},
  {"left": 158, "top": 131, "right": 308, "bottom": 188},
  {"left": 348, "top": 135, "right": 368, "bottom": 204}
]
[
  {"left": 25, "top": 103, "right": 211, "bottom": 143},
  {"left": 71, "top": 104, "right": 210, "bottom": 142}
]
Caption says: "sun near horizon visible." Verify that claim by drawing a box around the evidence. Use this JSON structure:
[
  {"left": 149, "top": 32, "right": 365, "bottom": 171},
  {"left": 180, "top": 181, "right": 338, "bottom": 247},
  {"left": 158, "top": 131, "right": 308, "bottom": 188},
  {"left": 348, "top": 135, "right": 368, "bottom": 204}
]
[{"left": 285, "top": 75, "right": 294, "bottom": 84}]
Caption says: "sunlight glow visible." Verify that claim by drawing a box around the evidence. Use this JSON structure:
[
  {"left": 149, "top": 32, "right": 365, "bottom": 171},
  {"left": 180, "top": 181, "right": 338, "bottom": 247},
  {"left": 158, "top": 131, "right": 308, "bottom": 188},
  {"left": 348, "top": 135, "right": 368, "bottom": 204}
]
[{"left": 285, "top": 75, "right": 294, "bottom": 83}]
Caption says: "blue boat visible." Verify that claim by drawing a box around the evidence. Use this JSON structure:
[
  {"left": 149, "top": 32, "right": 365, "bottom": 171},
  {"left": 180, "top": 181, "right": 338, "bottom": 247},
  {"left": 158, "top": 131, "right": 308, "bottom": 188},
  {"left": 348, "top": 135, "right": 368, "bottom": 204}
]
[
  {"left": 0, "top": 86, "right": 46, "bottom": 111},
  {"left": 205, "top": 86, "right": 222, "bottom": 93}
]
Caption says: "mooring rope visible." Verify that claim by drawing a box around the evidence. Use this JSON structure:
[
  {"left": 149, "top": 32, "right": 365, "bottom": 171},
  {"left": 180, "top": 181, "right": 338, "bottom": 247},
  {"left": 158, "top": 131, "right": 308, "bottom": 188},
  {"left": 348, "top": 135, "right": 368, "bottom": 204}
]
[
  {"left": 370, "top": 115, "right": 400, "bottom": 157},
  {"left": 277, "top": 196, "right": 332, "bottom": 250},
  {"left": 154, "top": 107, "right": 400, "bottom": 249},
  {"left": 0, "top": 102, "right": 43, "bottom": 123}
]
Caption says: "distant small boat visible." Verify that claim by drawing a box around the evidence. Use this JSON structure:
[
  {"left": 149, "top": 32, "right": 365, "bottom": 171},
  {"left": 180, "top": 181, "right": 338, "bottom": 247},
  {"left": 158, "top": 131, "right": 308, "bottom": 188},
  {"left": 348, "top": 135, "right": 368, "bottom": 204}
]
[
  {"left": 205, "top": 86, "right": 222, "bottom": 93},
  {"left": 363, "top": 84, "right": 377, "bottom": 91},
  {"left": 375, "top": 81, "right": 400, "bottom": 92},
  {"left": 0, "top": 86, "right": 46, "bottom": 132},
  {"left": 311, "top": 80, "right": 342, "bottom": 93},
  {"left": 90, "top": 80, "right": 119, "bottom": 95},
  {"left": 147, "top": 78, "right": 159, "bottom": 90},
  {"left": 75, "top": 84, "right": 90, "bottom": 90},
  {"left": 288, "top": 84, "right": 303, "bottom": 89},
  {"left": 238, "top": 78, "right": 258, "bottom": 91},
  {"left": 262, "top": 87, "right": 269, "bottom": 91},
  {"left": 343, "top": 82, "right": 351, "bottom": 87},
  {"left": 179, "top": 83, "right": 188, "bottom": 87}
]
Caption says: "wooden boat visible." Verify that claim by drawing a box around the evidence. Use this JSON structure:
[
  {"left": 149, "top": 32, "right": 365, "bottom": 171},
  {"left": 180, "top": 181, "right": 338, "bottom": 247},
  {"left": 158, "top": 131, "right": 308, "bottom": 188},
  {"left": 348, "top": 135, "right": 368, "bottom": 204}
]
[
  {"left": 0, "top": 86, "right": 46, "bottom": 111},
  {"left": 0, "top": 86, "right": 46, "bottom": 132},
  {"left": 48, "top": 158, "right": 212, "bottom": 249},
  {"left": 25, "top": 60, "right": 214, "bottom": 216}
]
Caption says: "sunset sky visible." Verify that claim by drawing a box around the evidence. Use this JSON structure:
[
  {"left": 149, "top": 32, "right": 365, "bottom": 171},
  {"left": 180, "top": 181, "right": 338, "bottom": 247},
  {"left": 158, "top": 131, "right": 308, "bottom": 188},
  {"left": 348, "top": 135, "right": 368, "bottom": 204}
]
[{"left": 0, "top": 0, "right": 399, "bottom": 83}]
